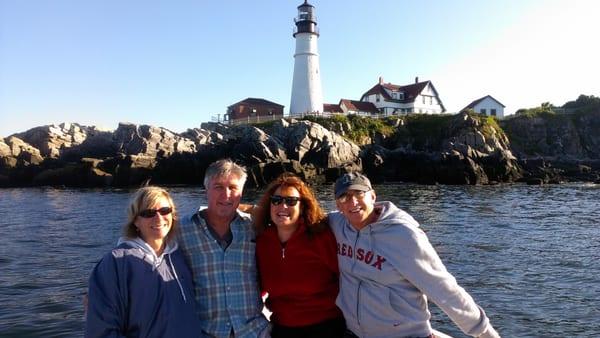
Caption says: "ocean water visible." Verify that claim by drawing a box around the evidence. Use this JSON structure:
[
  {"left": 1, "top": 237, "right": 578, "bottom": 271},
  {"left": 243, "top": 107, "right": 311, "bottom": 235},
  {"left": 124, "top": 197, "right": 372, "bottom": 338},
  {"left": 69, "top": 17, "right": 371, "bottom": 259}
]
[{"left": 0, "top": 183, "right": 599, "bottom": 337}]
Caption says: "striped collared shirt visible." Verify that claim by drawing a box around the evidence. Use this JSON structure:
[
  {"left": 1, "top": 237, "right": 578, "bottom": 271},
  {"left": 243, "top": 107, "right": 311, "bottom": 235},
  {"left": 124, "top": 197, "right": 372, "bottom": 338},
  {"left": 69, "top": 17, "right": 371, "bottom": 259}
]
[{"left": 177, "top": 208, "right": 268, "bottom": 338}]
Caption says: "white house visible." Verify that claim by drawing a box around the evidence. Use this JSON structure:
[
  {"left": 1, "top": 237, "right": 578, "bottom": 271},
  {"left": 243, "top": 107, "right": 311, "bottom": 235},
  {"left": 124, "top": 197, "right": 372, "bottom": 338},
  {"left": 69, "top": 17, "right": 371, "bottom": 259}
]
[
  {"left": 360, "top": 77, "right": 446, "bottom": 115},
  {"left": 461, "top": 95, "right": 505, "bottom": 118}
]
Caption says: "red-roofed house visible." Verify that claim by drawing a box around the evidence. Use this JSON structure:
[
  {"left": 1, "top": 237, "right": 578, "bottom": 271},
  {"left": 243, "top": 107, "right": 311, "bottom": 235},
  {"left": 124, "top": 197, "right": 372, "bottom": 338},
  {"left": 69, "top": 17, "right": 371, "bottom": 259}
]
[
  {"left": 339, "top": 99, "right": 380, "bottom": 115},
  {"left": 360, "top": 77, "right": 446, "bottom": 115},
  {"left": 323, "top": 103, "right": 342, "bottom": 114},
  {"left": 225, "top": 98, "right": 284, "bottom": 124},
  {"left": 461, "top": 95, "right": 505, "bottom": 118}
]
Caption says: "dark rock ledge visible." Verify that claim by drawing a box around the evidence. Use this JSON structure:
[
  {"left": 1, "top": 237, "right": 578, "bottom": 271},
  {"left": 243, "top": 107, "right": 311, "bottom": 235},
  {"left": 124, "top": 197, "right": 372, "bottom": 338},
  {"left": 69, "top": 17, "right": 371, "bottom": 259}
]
[{"left": 1, "top": 112, "right": 599, "bottom": 188}]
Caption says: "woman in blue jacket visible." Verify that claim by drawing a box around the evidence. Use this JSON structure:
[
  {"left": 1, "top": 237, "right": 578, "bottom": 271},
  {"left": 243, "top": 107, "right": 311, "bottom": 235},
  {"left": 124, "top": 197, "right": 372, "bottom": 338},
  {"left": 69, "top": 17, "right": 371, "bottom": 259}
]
[{"left": 85, "top": 186, "right": 201, "bottom": 338}]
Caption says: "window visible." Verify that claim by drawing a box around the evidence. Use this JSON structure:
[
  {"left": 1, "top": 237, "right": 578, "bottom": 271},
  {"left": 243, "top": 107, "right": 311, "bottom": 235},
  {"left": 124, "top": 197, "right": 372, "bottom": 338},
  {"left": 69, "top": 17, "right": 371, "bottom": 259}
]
[
  {"left": 399, "top": 92, "right": 404, "bottom": 100},
  {"left": 376, "top": 94, "right": 380, "bottom": 102},
  {"left": 491, "top": 109, "right": 497, "bottom": 116},
  {"left": 480, "top": 109, "right": 487, "bottom": 115},
  {"left": 422, "top": 96, "right": 426, "bottom": 104},
  {"left": 429, "top": 96, "right": 433, "bottom": 105}
]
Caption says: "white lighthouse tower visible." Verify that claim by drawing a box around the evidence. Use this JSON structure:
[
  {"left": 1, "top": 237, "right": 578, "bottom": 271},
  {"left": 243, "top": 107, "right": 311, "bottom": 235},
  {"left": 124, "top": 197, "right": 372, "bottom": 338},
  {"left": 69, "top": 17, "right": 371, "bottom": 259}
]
[{"left": 290, "top": 0, "right": 323, "bottom": 116}]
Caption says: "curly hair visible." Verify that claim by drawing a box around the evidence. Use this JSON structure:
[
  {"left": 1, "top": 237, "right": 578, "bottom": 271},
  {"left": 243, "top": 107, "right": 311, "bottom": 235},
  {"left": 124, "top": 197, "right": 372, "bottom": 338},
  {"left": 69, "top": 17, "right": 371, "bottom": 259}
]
[
  {"left": 123, "top": 186, "right": 178, "bottom": 243},
  {"left": 253, "top": 173, "right": 327, "bottom": 236}
]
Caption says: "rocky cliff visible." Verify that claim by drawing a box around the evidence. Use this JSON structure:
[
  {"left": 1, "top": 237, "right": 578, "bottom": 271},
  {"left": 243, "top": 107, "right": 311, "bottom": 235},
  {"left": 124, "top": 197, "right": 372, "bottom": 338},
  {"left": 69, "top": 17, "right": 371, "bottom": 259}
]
[
  {"left": 1, "top": 111, "right": 598, "bottom": 188},
  {"left": 501, "top": 110, "right": 600, "bottom": 183}
]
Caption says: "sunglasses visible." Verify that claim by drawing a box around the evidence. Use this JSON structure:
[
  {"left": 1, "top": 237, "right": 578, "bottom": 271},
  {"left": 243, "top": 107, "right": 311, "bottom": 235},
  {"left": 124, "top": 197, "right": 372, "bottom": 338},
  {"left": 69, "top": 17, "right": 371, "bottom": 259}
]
[
  {"left": 337, "top": 190, "right": 369, "bottom": 203},
  {"left": 139, "top": 207, "right": 173, "bottom": 218},
  {"left": 270, "top": 195, "right": 300, "bottom": 207}
]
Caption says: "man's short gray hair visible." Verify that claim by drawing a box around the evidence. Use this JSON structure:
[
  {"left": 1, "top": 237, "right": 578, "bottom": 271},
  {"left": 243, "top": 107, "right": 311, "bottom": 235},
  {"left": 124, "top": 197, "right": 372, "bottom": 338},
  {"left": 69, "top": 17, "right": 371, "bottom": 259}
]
[{"left": 203, "top": 159, "right": 248, "bottom": 189}]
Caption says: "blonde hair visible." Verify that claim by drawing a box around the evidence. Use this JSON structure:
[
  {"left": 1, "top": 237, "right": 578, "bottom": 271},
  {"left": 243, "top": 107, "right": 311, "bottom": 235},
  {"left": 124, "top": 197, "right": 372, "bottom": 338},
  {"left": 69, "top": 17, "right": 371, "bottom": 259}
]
[{"left": 123, "top": 186, "right": 178, "bottom": 242}]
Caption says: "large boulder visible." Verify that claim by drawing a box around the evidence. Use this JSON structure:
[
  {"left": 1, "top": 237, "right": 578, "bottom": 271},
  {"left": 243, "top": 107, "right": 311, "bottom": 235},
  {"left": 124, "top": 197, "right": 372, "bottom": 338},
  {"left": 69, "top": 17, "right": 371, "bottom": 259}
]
[
  {"left": 180, "top": 128, "right": 224, "bottom": 147},
  {"left": 269, "top": 119, "right": 362, "bottom": 170},
  {"left": 12, "top": 123, "right": 102, "bottom": 158},
  {"left": 3, "top": 136, "right": 44, "bottom": 166},
  {"left": 0, "top": 139, "right": 11, "bottom": 157},
  {"left": 230, "top": 125, "right": 287, "bottom": 164},
  {"left": 96, "top": 154, "right": 157, "bottom": 186},
  {"left": 32, "top": 158, "right": 113, "bottom": 187},
  {"left": 59, "top": 128, "right": 115, "bottom": 161},
  {"left": 113, "top": 123, "right": 196, "bottom": 157},
  {"left": 361, "top": 147, "right": 490, "bottom": 185},
  {"left": 246, "top": 160, "right": 323, "bottom": 188}
]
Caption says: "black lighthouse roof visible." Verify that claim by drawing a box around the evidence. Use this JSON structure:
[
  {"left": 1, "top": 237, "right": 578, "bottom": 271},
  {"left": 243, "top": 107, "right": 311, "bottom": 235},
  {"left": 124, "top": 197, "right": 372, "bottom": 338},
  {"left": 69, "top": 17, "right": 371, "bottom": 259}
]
[{"left": 293, "top": 0, "right": 319, "bottom": 37}]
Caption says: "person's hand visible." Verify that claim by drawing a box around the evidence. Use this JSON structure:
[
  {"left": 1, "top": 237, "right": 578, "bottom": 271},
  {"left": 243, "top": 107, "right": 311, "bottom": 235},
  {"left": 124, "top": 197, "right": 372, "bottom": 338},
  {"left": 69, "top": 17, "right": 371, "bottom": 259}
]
[{"left": 238, "top": 203, "right": 256, "bottom": 213}]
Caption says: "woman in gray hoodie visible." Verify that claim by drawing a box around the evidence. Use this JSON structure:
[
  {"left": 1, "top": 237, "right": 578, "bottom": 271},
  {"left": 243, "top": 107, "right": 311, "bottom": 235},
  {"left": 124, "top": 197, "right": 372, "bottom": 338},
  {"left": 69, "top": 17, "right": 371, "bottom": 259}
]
[
  {"left": 329, "top": 173, "right": 500, "bottom": 338},
  {"left": 85, "top": 186, "right": 201, "bottom": 338}
]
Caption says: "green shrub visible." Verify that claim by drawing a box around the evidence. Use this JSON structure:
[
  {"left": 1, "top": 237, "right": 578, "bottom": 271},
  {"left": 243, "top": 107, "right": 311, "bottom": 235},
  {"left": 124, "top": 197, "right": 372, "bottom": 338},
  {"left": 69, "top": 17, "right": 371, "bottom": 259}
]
[
  {"left": 299, "top": 114, "right": 396, "bottom": 144},
  {"left": 401, "top": 114, "right": 453, "bottom": 150}
]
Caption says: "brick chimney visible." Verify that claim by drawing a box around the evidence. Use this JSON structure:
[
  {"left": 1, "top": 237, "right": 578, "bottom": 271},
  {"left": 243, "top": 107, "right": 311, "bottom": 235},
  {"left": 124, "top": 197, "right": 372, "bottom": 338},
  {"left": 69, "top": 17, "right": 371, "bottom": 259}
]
[{"left": 379, "top": 76, "right": 384, "bottom": 85}]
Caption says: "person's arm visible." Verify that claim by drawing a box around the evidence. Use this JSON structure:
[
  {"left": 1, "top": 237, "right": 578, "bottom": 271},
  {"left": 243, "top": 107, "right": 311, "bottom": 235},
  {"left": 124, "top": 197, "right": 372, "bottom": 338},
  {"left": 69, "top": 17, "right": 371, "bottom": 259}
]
[
  {"left": 85, "top": 255, "right": 127, "bottom": 338},
  {"left": 322, "top": 225, "right": 340, "bottom": 276},
  {"left": 238, "top": 203, "right": 256, "bottom": 213},
  {"left": 391, "top": 225, "right": 500, "bottom": 338}
]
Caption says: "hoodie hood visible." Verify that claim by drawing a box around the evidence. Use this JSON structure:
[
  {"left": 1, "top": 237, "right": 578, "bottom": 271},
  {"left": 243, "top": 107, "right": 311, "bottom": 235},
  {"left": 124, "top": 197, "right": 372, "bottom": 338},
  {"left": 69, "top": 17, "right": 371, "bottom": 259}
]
[
  {"left": 372, "top": 201, "right": 421, "bottom": 230},
  {"left": 117, "top": 236, "right": 188, "bottom": 302},
  {"left": 117, "top": 237, "right": 178, "bottom": 265}
]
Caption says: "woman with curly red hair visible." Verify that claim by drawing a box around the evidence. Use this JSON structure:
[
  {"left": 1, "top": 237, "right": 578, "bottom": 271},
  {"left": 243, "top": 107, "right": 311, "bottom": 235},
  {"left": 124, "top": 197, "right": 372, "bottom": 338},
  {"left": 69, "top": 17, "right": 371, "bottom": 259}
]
[{"left": 254, "top": 173, "right": 345, "bottom": 338}]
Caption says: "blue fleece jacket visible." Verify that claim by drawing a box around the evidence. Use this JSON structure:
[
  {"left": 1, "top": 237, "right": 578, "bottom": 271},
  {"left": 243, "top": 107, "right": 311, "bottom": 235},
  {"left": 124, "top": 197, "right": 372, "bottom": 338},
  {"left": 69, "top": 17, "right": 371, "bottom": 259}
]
[{"left": 85, "top": 237, "right": 201, "bottom": 338}]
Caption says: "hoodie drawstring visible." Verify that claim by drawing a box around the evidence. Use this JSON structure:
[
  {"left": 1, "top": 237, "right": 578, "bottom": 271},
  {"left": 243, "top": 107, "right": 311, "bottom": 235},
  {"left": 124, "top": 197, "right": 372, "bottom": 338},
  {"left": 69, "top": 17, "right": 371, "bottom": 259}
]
[{"left": 168, "top": 254, "right": 187, "bottom": 303}]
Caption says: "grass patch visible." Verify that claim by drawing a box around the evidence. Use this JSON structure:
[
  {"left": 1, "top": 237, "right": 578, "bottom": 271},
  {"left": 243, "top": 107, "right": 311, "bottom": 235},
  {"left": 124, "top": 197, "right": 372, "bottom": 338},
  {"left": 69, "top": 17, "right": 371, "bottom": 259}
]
[{"left": 300, "top": 114, "right": 396, "bottom": 144}]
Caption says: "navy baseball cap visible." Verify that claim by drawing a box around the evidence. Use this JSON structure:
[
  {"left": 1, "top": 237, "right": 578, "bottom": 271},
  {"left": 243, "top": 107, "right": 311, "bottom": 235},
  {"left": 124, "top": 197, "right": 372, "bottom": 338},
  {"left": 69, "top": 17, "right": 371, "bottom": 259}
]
[{"left": 334, "top": 172, "right": 372, "bottom": 199}]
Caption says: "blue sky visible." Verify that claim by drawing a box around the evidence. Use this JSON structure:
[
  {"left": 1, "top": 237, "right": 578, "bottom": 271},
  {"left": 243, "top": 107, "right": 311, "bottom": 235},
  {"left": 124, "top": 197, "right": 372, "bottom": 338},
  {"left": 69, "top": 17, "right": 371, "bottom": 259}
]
[{"left": 1, "top": 0, "right": 599, "bottom": 137}]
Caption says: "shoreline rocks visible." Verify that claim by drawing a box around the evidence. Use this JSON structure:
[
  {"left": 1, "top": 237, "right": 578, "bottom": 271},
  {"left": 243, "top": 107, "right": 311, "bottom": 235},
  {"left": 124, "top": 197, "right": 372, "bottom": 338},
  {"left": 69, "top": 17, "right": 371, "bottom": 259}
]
[{"left": 1, "top": 112, "right": 599, "bottom": 188}]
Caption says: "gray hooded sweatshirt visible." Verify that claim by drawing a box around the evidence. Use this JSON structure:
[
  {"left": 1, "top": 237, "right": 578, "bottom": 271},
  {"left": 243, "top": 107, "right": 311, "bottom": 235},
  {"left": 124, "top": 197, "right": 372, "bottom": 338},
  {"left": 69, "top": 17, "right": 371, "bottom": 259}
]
[{"left": 329, "top": 201, "right": 499, "bottom": 338}]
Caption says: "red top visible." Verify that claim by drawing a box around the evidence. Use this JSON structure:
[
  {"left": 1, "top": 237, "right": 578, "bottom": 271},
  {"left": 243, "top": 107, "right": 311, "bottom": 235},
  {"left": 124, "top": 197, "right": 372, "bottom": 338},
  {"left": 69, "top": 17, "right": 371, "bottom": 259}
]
[{"left": 256, "top": 223, "right": 342, "bottom": 327}]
